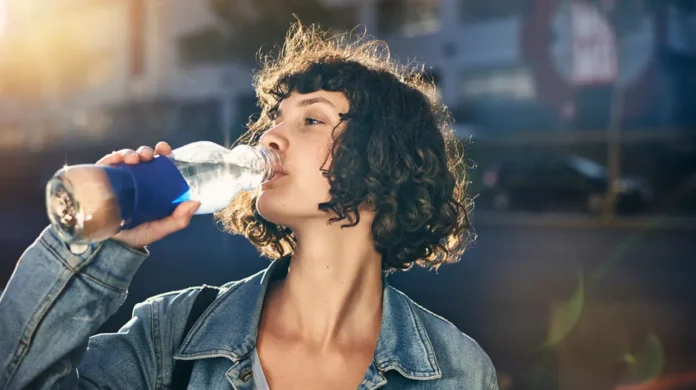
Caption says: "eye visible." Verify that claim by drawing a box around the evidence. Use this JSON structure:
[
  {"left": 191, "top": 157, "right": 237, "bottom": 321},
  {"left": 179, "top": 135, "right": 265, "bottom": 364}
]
[{"left": 303, "top": 117, "right": 323, "bottom": 126}]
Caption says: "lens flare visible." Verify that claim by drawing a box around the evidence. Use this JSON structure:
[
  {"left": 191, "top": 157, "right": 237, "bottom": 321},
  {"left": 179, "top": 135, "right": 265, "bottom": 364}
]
[{"left": 545, "top": 272, "right": 585, "bottom": 347}]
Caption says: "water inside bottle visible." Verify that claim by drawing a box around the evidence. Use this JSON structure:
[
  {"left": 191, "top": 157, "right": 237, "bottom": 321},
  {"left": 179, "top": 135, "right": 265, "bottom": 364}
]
[{"left": 172, "top": 160, "right": 265, "bottom": 214}]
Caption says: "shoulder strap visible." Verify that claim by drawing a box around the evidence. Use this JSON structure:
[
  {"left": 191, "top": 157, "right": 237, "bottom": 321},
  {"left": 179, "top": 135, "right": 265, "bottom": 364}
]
[{"left": 171, "top": 285, "right": 219, "bottom": 390}]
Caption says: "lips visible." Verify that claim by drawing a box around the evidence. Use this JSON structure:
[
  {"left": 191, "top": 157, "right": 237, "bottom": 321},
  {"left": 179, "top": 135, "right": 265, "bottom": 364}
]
[
  {"left": 264, "top": 169, "right": 287, "bottom": 185},
  {"left": 274, "top": 166, "right": 287, "bottom": 179}
]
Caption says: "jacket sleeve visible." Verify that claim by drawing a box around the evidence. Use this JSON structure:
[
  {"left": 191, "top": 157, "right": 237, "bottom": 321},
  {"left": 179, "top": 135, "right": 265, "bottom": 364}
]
[{"left": 0, "top": 226, "right": 155, "bottom": 389}]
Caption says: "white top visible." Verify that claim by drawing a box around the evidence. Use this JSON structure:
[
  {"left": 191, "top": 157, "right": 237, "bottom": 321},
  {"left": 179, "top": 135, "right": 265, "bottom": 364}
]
[{"left": 251, "top": 348, "right": 271, "bottom": 390}]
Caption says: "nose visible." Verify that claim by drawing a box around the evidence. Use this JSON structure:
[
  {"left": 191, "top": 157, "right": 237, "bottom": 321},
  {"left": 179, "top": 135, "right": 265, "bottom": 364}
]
[{"left": 259, "top": 124, "right": 288, "bottom": 152}]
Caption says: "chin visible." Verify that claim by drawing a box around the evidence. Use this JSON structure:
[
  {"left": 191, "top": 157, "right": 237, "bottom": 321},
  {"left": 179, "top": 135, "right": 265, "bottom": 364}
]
[
  {"left": 255, "top": 190, "right": 297, "bottom": 226},
  {"left": 255, "top": 191, "right": 327, "bottom": 227}
]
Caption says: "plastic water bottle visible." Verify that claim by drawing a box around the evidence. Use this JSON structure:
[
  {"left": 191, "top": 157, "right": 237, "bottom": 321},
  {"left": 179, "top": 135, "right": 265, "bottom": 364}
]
[{"left": 45, "top": 141, "right": 280, "bottom": 244}]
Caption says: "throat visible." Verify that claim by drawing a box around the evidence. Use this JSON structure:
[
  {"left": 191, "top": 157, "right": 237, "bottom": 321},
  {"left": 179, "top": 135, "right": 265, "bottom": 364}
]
[{"left": 259, "top": 258, "right": 383, "bottom": 351}]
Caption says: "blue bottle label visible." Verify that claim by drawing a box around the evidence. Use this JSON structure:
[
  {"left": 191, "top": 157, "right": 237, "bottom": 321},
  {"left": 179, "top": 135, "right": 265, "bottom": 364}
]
[{"left": 105, "top": 156, "right": 191, "bottom": 230}]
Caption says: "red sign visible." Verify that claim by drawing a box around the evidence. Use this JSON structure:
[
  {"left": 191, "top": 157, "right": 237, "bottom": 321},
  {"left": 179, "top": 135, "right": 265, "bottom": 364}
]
[{"left": 521, "top": 0, "right": 663, "bottom": 121}]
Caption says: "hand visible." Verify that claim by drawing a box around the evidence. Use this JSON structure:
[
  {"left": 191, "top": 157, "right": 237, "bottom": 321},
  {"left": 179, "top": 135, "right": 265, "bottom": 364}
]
[{"left": 95, "top": 142, "right": 201, "bottom": 249}]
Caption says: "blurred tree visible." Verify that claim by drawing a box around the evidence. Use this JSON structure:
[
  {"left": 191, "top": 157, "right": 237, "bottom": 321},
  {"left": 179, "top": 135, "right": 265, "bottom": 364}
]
[{"left": 203, "top": 0, "right": 355, "bottom": 64}]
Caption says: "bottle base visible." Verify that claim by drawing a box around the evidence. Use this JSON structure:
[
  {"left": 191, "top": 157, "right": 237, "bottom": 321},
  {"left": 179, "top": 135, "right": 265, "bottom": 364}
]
[{"left": 46, "top": 175, "right": 85, "bottom": 244}]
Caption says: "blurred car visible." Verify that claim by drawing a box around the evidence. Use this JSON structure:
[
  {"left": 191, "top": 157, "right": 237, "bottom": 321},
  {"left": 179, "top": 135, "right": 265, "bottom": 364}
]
[{"left": 479, "top": 154, "right": 653, "bottom": 214}]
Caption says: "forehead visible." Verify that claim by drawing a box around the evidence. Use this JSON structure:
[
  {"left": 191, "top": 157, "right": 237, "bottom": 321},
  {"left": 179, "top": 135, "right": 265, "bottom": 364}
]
[{"left": 279, "top": 90, "right": 349, "bottom": 113}]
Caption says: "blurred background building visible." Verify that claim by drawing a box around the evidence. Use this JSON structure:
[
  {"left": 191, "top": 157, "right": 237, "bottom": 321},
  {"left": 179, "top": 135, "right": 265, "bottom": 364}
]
[
  {"left": 2, "top": 0, "right": 695, "bottom": 144},
  {"left": 0, "top": 0, "right": 694, "bottom": 213},
  {"left": 1, "top": 1, "right": 695, "bottom": 389}
]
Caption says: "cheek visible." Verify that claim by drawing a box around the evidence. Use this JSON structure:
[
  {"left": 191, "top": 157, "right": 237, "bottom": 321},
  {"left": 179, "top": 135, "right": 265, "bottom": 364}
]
[
  {"left": 289, "top": 165, "right": 331, "bottom": 206},
  {"left": 315, "top": 172, "right": 332, "bottom": 198},
  {"left": 304, "top": 142, "right": 332, "bottom": 181},
  {"left": 299, "top": 166, "right": 331, "bottom": 199},
  {"left": 315, "top": 145, "right": 334, "bottom": 194},
  {"left": 285, "top": 139, "right": 334, "bottom": 200}
]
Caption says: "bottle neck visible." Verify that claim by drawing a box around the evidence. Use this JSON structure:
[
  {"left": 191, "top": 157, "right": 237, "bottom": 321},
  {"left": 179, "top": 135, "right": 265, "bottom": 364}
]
[{"left": 252, "top": 146, "right": 280, "bottom": 183}]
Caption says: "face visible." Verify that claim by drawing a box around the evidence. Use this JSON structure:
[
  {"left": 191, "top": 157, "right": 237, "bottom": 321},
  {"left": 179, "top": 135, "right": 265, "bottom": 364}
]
[{"left": 255, "top": 90, "right": 350, "bottom": 228}]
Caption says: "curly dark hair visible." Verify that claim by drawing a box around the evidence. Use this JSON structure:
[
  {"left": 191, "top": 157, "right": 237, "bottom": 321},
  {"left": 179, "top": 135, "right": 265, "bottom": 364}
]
[{"left": 214, "top": 22, "right": 474, "bottom": 272}]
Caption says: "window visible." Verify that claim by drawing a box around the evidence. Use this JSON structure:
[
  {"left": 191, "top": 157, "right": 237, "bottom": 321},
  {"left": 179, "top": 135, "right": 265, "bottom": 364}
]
[
  {"left": 461, "top": 66, "right": 536, "bottom": 101},
  {"left": 459, "top": 0, "right": 528, "bottom": 24},
  {"left": 377, "top": 0, "right": 441, "bottom": 36}
]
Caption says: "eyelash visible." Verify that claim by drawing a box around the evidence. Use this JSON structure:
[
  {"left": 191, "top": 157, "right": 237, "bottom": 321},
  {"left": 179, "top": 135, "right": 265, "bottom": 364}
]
[
  {"left": 268, "top": 110, "right": 323, "bottom": 127},
  {"left": 303, "top": 117, "right": 322, "bottom": 126}
]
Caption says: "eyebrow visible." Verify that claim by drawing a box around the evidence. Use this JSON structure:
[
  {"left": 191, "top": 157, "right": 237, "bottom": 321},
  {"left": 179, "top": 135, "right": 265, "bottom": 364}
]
[{"left": 298, "top": 97, "right": 336, "bottom": 109}]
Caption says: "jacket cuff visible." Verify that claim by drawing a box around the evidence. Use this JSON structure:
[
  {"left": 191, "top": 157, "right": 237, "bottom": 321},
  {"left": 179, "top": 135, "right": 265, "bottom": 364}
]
[{"left": 38, "top": 225, "right": 150, "bottom": 292}]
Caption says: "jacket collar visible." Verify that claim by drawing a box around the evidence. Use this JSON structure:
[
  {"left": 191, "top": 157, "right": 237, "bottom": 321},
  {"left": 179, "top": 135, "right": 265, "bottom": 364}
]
[{"left": 175, "top": 257, "right": 441, "bottom": 380}]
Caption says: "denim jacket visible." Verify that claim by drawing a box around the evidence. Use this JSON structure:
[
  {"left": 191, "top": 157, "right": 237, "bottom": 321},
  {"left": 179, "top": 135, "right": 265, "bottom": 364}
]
[{"left": 0, "top": 226, "right": 498, "bottom": 389}]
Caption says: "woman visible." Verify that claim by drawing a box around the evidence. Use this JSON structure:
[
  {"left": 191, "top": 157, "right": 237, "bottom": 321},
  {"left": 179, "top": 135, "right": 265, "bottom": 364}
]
[{"left": 0, "top": 24, "right": 497, "bottom": 389}]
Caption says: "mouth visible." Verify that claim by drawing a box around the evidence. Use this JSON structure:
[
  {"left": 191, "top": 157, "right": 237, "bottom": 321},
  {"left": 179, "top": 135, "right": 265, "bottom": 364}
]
[{"left": 264, "top": 170, "right": 287, "bottom": 185}]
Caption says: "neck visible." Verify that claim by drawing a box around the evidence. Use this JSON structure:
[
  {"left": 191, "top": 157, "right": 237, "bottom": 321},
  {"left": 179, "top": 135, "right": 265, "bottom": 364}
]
[{"left": 266, "top": 218, "right": 383, "bottom": 351}]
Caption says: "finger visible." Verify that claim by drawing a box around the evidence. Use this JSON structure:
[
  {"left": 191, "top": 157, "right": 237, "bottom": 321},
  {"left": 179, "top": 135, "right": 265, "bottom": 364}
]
[
  {"left": 154, "top": 141, "right": 172, "bottom": 156},
  {"left": 172, "top": 201, "right": 201, "bottom": 219},
  {"left": 96, "top": 151, "right": 123, "bottom": 166},
  {"left": 136, "top": 145, "right": 154, "bottom": 162},
  {"left": 117, "top": 149, "right": 139, "bottom": 165}
]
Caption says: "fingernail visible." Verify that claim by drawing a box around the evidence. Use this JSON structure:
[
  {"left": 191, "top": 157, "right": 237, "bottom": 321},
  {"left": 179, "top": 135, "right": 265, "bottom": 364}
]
[{"left": 188, "top": 202, "right": 201, "bottom": 215}]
